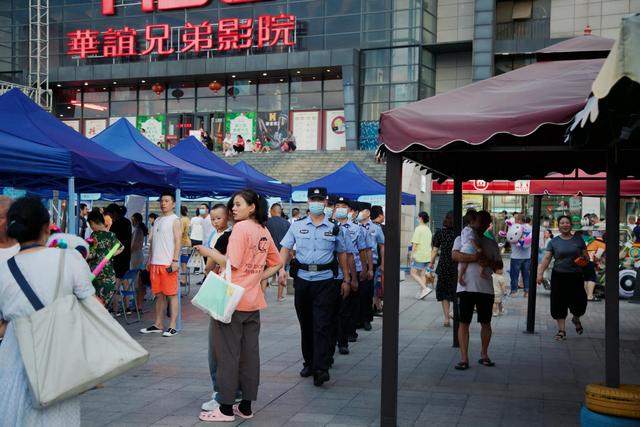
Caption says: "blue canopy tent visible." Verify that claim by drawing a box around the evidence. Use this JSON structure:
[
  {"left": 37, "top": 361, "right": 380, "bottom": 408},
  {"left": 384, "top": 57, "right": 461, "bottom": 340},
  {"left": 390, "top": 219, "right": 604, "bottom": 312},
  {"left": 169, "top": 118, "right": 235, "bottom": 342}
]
[
  {"left": 233, "top": 160, "right": 284, "bottom": 183},
  {"left": 169, "top": 137, "right": 292, "bottom": 199},
  {"left": 93, "top": 119, "right": 246, "bottom": 197},
  {"left": 292, "top": 161, "right": 416, "bottom": 205}
]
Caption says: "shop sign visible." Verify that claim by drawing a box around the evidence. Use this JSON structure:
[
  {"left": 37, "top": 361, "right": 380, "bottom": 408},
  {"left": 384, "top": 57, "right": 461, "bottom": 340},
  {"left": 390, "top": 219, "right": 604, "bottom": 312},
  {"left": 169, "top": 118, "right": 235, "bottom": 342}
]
[
  {"left": 432, "top": 180, "right": 532, "bottom": 195},
  {"left": 67, "top": 15, "right": 296, "bottom": 59},
  {"left": 102, "top": 0, "right": 266, "bottom": 15}
]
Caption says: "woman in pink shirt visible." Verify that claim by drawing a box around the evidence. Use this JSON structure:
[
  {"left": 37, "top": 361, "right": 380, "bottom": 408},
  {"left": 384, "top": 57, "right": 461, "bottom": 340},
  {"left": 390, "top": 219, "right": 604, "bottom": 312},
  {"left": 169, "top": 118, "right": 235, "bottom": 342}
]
[{"left": 198, "top": 189, "right": 282, "bottom": 423}]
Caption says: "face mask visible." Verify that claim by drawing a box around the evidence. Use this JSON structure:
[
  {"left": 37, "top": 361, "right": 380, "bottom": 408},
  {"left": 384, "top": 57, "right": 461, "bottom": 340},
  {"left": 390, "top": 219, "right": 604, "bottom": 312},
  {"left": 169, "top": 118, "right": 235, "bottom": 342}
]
[
  {"left": 324, "top": 207, "right": 334, "bottom": 217},
  {"left": 309, "top": 202, "right": 325, "bottom": 216},
  {"left": 356, "top": 212, "right": 364, "bottom": 222},
  {"left": 335, "top": 208, "right": 349, "bottom": 219}
]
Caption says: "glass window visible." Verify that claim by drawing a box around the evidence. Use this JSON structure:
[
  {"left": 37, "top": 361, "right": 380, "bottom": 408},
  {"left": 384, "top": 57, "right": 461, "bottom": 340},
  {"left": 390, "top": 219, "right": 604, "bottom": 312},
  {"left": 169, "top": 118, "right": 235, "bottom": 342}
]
[
  {"left": 325, "top": 33, "right": 360, "bottom": 48},
  {"left": 291, "top": 76, "right": 321, "bottom": 93},
  {"left": 365, "top": 0, "right": 392, "bottom": 12},
  {"left": 167, "top": 82, "right": 195, "bottom": 99},
  {"left": 323, "top": 77, "right": 343, "bottom": 91},
  {"left": 83, "top": 87, "right": 108, "bottom": 103},
  {"left": 227, "top": 96, "right": 256, "bottom": 112},
  {"left": 390, "top": 64, "right": 418, "bottom": 83},
  {"left": 258, "top": 95, "right": 289, "bottom": 112},
  {"left": 298, "top": 35, "right": 324, "bottom": 50},
  {"left": 364, "top": 12, "right": 391, "bottom": 31},
  {"left": 289, "top": 2, "right": 325, "bottom": 18},
  {"left": 229, "top": 80, "right": 257, "bottom": 96},
  {"left": 363, "top": 67, "right": 390, "bottom": 84},
  {"left": 362, "top": 49, "right": 390, "bottom": 68},
  {"left": 168, "top": 98, "right": 195, "bottom": 114},
  {"left": 258, "top": 79, "right": 288, "bottom": 96},
  {"left": 325, "top": 16, "right": 361, "bottom": 33},
  {"left": 197, "top": 81, "right": 226, "bottom": 98},
  {"left": 391, "top": 83, "right": 417, "bottom": 102},
  {"left": 323, "top": 91, "right": 344, "bottom": 109},
  {"left": 197, "top": 97, "right": 225, "bottom": 112},
  {"left": 139, "top": 100, "right": 165, "bottom": 116},
  {"left": 361, "top": 102, "right": 389, "bottom": 121},
  {"left": 111, "top": 86, "right": 137, "bottom": 102},
  {"left": 392, "top": 47, "right": 418, "bottom": 66},
  {"left": 110, "top": 101, "right": 137, "bottom": 117},
  {"left": 363, "top": 85, "right": 389, "bottom": 103},
  {"left": 140, "top": 85, "right": 166, "bottom": 101},
  {"left": 325, "top": 0, "right": 361, "bottom": 16},
  {"left": 290, "top": 93, "right": 322, "bottom": 110}
]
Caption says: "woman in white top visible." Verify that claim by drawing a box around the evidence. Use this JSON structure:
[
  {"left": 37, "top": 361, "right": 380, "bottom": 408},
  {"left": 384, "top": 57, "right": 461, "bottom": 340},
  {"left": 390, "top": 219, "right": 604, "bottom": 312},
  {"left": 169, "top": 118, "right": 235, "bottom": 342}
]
[{"left": 0, "top": 197, "right": 95, "bottom": 426}]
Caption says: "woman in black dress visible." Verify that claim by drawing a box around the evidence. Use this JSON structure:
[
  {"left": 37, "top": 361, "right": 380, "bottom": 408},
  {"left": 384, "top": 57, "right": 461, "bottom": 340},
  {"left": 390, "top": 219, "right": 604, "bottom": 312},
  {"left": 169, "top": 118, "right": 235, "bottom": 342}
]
[{"left": 430, "top": 211, "right": 458, "bottom": 327}]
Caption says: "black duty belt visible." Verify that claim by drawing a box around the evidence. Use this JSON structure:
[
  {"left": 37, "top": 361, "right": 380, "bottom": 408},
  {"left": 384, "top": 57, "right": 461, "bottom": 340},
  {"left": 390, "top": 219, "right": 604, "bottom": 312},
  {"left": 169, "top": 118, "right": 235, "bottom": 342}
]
[{"left": 298, "top": 262, "right": 334, "bottom": 272}]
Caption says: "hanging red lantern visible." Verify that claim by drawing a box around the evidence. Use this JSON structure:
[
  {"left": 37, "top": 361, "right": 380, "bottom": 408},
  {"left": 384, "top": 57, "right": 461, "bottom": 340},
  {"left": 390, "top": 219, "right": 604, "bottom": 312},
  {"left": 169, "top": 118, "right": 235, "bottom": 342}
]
[
  {"left": 151, "top": 83, "right": 164, "bottom": 96},
  {"left": 208, "top": 81, "right": 222, "bottom": 93}
]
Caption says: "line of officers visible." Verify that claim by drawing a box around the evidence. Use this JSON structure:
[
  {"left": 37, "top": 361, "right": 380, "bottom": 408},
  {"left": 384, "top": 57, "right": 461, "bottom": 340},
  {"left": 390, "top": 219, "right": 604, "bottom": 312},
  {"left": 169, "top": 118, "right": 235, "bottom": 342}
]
[{"left": 278, "top": 187, "right": 385, "bottom": 387}]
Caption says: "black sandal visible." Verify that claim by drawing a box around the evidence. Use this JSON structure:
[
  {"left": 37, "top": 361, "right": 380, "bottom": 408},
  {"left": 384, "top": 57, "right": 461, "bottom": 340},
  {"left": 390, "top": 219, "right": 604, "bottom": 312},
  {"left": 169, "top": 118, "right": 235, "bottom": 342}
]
[
  {"left": 454, "top": 362, "right": 469, "bottom": 370},
  {"left": 571, "top": 317, "right": 584, "bottom": 335},
  {"left": 478, "top": 358, "right": 495, "bottom": 367},
  {"left": 555, "top": 330, "right": 566, "bottom": 341}
]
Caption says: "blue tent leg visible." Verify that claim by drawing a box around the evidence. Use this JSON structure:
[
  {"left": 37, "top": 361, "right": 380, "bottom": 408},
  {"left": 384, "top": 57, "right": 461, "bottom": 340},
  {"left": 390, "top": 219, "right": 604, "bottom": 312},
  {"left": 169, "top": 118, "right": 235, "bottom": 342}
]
[
  {"left": 68, "top": 177, "right": 76, "bottom": 235},
  {"left": 176, "top": 189, "right": 182, "bottom": 331}
]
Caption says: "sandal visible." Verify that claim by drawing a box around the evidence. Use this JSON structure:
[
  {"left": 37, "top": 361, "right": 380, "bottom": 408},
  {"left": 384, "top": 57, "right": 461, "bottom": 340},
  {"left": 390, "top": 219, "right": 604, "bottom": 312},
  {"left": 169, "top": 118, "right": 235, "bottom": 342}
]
[
  {"left": 232, "top": 403, "right": 254, "bottom": 420},
  {"left": 454, "top": 362, "right": 469, "bottom": 370},
  {"left": 478, "top": 358, "right": 495, "bottom": 367},
  {"left": 555, "top": 330, "right": 566, "bottom": 341},
  {"left": 199, "top": 408, "right": 235, "bottom": 422},
  {"left": 571, "top": 317, "right": 584, "bottom": 335}
]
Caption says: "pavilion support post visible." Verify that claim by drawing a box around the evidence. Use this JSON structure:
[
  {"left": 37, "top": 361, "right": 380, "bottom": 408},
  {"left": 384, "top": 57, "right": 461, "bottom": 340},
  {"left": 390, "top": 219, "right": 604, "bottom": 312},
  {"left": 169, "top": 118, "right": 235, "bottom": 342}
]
[
  {"left": 380, "top": 153, "right": 402, "bottom": 427},
  {"left": 176, "top": 188, "right": 182, "bottom": 332},
  {"left": 144, "top": 197, "right": 150, "bottom": 245},
  {"left": 605, "top": 147, "right": 620, "bottom": 388},
  {"left": 452, "top": 178, "right": 463, "bottom": 348},
  {"left": 67, "top": 177, "right": 76, "bottom": 235},
  {"left": 525, "top": 195, "right": 542, "bottom": 334}
]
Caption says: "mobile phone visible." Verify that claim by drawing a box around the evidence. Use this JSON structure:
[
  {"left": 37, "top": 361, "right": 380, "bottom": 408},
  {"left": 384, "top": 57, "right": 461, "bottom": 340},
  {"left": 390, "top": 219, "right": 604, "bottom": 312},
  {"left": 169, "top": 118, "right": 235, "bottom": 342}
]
[{"left": 166, "top": 266, "right": 174, "bottom": 273}]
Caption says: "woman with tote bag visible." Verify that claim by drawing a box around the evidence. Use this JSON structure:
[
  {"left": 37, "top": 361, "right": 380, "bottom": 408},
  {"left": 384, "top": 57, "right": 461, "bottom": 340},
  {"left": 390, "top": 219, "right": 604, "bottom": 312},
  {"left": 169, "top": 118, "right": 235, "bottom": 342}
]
[
  {"left": 0, "top": 197, "right": 95, "bottom": 426},
  {"left": 197, "top": 190, "right": 282, "bottom": 422}
]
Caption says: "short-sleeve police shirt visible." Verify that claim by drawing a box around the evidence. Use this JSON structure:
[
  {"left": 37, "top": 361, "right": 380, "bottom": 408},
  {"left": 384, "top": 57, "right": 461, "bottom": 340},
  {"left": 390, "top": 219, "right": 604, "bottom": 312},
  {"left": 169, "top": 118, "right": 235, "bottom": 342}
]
[{"left": 280, "top": 216, "right": 347, "bottom": 281}]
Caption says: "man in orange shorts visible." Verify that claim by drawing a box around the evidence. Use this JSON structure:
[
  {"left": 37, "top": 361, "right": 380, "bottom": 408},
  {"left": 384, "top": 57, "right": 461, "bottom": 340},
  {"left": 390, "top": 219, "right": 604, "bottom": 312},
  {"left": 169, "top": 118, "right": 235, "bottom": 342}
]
[{"left": 140, "top": 190, "right": 182, "bottom": 337}]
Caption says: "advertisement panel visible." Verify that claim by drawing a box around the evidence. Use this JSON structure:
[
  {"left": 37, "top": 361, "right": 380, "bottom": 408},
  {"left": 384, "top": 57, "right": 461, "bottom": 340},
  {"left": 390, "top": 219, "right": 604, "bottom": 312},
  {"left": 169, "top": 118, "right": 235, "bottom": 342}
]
[
  {"left": 225, "top": 112, "right": 256, "bottom": 142},
  {"left": 324, "top": 110, "right": 346, "bottom": 150},
  {"left": 257, "top": 111, "right": 288, "bottom": 149},
  {"left": 137, "top": 114, "right": 166, "bottom": 145},
  {"left": 84, "top": 119, "right": 108, "bottom": 138},
  {"left": 292, "top": 111, "right": 319, "bottom": 150}
]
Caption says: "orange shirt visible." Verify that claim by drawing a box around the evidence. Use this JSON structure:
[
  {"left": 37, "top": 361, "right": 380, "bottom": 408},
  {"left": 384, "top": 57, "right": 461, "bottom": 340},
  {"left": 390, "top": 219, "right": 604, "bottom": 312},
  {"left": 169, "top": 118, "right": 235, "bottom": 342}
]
[{"left": 227, "top": 220, "right": 280, "bottom": 312}]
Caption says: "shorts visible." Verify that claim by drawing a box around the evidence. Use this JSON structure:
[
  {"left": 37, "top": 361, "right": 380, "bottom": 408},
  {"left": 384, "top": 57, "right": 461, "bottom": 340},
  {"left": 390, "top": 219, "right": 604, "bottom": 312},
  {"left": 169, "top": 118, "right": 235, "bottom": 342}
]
[
  {"left": 550, "top": 270, "right": 587, "bottom": 320},
  {"left": 149, "top": 264, "right": 179, "bottom": 296},
  {"left": 411, "top": 260, "right": 428, "bottom": 270},
  {"left": 582, "top": 262, "right": 597, "bottom": 282},
  {"left": 457, "top": 291, "right": 494, "bottom": 324}
]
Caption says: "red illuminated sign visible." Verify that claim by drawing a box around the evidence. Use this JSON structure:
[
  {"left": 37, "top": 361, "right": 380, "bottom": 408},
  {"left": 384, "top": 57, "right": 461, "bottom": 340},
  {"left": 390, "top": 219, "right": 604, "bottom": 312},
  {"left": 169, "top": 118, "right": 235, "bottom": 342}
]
[
  {"left": 102, "top": 0, "right": 267, "bottom": 15},
  {"left": 67, "top": 15, "right": 296, "bottom": 59}
]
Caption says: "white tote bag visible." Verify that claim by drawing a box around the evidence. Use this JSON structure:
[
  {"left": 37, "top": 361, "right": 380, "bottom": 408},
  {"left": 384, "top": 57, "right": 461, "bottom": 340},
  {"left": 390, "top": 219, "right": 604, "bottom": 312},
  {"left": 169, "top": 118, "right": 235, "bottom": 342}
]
[
  {"left": 10, "top": 251, "right": 150, "bottom": 408},
  {"left": 191, "top": 261, "right": 245, "bottom": 323},
  {"left": 187, "top": 251, "right": 205, "bottom": 271}
]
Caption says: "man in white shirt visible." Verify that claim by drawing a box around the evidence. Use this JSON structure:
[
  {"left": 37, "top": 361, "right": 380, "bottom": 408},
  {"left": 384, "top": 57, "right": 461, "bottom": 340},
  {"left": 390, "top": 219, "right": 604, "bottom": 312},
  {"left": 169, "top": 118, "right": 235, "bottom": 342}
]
[
  {"left": 140, "top": 191, "right": 182, "bottom": 338},
  {"left": 451, "top": 210, "right": 501, "bottom": 371},
  {"left": 199, "top": 203, "right": 214, "bottom": 247},
  {"left": 0, "top": 196, "right": 19, "bottom": 344}
]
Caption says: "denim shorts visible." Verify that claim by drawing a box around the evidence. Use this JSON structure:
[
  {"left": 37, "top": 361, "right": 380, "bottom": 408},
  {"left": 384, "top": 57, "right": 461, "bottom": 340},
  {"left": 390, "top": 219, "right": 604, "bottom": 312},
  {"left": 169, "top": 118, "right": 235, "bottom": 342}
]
[{"left": 411, "top": 260, "right": 428, "bottom": 270}]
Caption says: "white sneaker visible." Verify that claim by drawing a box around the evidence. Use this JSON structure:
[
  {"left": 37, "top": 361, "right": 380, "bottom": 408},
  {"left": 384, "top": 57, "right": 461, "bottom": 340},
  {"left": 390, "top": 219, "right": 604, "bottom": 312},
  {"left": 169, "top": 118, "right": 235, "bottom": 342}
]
[
  {"left": 419, "top": 288, "right": 432, "bottom": 300},
  {"left": 202, "top": 398, "right": 219, "bottom": 411},
  {"left": 162, "top": 328, "right": 178, "bottom": 337}
]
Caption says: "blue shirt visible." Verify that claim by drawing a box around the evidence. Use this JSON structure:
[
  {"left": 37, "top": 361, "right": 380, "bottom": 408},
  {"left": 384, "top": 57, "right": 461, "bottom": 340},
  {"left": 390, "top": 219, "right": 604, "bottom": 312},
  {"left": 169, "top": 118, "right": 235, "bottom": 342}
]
[
  {"left": 361, "top": 220, "right": 385, "bottom": 264},
  {"left": 335, "top": 223, "right": 358, "bottom": 280},
  {"left": 340, "top": 221, "right": 367, "bottom": 273},
  {"left": 280, "top": 216, "right": 348, "bottom": 281}
]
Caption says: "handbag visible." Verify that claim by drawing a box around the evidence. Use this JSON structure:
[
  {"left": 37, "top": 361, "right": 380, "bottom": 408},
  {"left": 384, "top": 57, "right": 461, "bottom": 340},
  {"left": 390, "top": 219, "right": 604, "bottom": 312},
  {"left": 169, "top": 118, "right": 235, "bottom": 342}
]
[
  {"left": 191, "top": 260, "right": 245, "bottom": 323},
  {"left": 187, "top": 251, "right": 205, "bottom": 271},
  {"left": 8, "top": 250, "right": 149, "bottom": 408}
]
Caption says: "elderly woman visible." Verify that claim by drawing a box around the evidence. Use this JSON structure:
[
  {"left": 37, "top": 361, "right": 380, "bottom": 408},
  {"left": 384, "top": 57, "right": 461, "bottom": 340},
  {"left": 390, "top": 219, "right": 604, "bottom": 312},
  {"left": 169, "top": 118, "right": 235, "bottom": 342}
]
[
  {"left": 429, "top": 211, "right": 458, "bottom": 327},
  {"left": 537, "top": 215, "right": 589, "bottom": 341}
]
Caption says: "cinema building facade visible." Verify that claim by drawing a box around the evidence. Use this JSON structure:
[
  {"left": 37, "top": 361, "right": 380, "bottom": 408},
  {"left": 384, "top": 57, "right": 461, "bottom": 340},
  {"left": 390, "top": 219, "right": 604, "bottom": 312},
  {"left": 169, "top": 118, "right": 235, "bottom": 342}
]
[{"left": 12, "top": 0, "right": 431, "bottom": 151}]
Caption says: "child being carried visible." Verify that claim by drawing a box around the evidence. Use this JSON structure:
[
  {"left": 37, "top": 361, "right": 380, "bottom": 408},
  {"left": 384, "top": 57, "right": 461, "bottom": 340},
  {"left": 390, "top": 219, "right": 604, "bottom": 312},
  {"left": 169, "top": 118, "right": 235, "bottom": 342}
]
[{"left": 458, "top": 211, "right": 492, "bottom": 286}]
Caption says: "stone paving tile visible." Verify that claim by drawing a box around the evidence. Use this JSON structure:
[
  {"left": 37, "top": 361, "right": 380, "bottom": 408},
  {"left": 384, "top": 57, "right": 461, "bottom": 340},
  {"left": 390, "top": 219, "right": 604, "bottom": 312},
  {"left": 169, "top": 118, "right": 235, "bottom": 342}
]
[{"left": 80, "top": 276, "right": 640, "bottom": 426}]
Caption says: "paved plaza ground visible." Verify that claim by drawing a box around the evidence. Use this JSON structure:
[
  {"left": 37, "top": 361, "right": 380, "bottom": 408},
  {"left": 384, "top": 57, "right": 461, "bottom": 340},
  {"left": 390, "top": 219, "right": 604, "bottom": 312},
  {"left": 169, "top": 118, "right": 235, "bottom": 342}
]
[{"left": 81, "top": 274, "right": 640, "bottom": 427}]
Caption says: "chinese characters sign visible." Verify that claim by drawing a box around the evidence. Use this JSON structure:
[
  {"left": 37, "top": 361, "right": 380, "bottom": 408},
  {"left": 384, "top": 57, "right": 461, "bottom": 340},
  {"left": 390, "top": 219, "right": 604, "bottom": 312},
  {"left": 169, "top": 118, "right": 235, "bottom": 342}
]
[
  {"left": 67, "top": 15, "right": 296, "bottom": 59},
  {"left": 101, "top": 0, "right": 265, "bottom": 15}
]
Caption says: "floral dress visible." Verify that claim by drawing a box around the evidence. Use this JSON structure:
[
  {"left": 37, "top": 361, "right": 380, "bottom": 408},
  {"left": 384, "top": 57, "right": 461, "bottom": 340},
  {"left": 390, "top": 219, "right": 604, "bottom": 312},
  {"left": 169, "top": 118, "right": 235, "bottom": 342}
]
[
  {"left": 88, "top": 230, "right": 121, "bottom": 305},
  {"left": 433, "top": 227, "right": 458, "bottom": 302}
]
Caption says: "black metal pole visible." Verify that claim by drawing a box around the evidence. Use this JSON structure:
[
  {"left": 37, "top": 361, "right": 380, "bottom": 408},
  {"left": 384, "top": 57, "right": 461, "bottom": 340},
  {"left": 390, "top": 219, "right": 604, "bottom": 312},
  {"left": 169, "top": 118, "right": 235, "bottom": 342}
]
[
  {"left": 380, "top": 153, "right": 402, "bottom": 427},
  {"left": 452, "top": 178, "right": 463, "bottom": 348},
  {"left": 525, "top": 195, "right": 542, "bottom": 333},
  {"left": 605, "top": 147, "right": 620, "bottom": 388}
]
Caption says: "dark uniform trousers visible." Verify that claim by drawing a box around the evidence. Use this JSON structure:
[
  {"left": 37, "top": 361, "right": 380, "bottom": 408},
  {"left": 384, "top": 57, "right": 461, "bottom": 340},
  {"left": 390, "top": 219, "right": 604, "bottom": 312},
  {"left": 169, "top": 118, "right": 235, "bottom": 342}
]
[
  {"left": 358, "top": 265, "right": 377, "bottom": 325},
  {"left": 294, "top": 277, "right": 341, "bottom": 372},
  {"left": 330, "top": 279, "right": 354, "bottom": 353}
]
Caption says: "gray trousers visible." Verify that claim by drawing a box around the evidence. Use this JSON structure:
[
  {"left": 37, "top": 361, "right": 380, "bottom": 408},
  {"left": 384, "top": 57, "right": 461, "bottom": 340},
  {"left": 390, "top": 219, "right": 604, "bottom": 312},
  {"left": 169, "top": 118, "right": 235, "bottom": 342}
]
[{"left": 212, "top": 310, "right": 260, "bottom": 405}]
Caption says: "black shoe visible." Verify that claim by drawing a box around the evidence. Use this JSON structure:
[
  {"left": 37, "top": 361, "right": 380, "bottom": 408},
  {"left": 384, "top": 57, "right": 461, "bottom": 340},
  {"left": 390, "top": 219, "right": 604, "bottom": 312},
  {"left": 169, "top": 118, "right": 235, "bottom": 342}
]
[
  {"left": 313, "top": 370, "right": 330, "bottom": 386},
  {"left": 338, "top": 346, "right": 349, "bottom": 355},
  {"left": 363, "top": 321, "right": 372, "bottom": 331},
  {"left": 300, "top": 366, "right": 313, "bottom": 378},
  {"left": 355, "top": 323, "right": 364, "bottom": 330},
  {"left": 347, "top": 334, "right": 358, "bottom": 343}
]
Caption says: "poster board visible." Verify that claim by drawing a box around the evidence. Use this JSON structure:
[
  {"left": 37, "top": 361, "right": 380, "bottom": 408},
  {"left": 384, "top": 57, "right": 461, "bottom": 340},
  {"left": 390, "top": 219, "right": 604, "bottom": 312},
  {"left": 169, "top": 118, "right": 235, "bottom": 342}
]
[
  {"left": 292, "top": 110, "right": 320, "bottom": 150},
  {"left": 324, "top": 110, "right": 346, "bottom": 150},
  {"left": 225, "top": 112, "right": 256, "bottom": 142},
  {"left": 62, "top": 120, "right": 81, "bottom": 133},
  {"left": 84, "top": 119, "right": 108, "bottom": 138},
  {"left": 137, "top": 114, "right": 166, "bottom": 145},
  {"left": 257, "top": 111, "right": 288, "bottom": 149}
]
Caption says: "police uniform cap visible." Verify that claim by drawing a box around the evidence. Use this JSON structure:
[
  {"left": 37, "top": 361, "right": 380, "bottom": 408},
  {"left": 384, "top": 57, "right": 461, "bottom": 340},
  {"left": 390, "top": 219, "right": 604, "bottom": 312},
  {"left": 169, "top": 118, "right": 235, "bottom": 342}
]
[
  {"left": 359, "top": 202, "right": 372, "bottom": 211},
  {"left": 335, "top": 196, "right": 351, "bottom": 207},
  {"left": 326, "top": 194, "right": 339, "bottom": 206},
  {"left": 308, "top": 187, "right": 327, "bottom": 199}
]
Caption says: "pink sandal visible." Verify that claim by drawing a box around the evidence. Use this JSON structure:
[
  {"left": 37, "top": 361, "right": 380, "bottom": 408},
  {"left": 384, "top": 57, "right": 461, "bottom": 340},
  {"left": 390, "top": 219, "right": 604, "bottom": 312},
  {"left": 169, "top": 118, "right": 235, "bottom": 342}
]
[{"left": 199, "top": 408, "right": 235, "bottom": 422}]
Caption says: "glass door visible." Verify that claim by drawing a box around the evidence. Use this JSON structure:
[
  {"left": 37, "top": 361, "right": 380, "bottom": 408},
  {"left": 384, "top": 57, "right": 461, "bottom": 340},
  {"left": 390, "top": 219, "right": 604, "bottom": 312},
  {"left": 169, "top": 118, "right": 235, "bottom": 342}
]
[{"left": 166, "top": 114, "right": 195, "bottom": 148}]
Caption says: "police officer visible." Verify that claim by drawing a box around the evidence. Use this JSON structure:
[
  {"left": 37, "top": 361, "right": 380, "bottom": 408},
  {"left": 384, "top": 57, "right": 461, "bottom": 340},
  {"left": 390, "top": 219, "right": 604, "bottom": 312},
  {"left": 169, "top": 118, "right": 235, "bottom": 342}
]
[
  {"left": 348, "top": 202, "right": 371, "bottom": 341},
  {"left": 355, "top": 202, "right": 380, "bottom": 331},
  {"left": 278, "top": 187, "right": 351, "bottom": 386}
]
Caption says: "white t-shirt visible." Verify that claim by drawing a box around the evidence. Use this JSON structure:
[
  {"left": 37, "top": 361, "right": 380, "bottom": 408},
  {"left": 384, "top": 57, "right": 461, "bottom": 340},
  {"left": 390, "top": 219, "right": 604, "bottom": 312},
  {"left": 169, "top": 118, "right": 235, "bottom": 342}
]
[
  {"left": 189, "top": 216, "right": 203, "bottom": 241},
  {"left": 151, "top": 214, "right": 179, "bottom": 266},
  {"left": 201, "top": 215, "right": 213, "bottom": 246},
  {"left": 0, "top": 244, "right": 19, "bottom": 263},
  {"left": 453, "top": 235, "right": 500, "bottom": 295}
]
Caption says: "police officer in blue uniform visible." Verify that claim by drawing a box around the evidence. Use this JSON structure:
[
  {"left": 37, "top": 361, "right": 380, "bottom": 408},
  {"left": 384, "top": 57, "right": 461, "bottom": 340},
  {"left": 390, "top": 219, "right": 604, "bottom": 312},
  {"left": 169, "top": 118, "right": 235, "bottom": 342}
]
[
  {"left": 278, "top": 187, "right": 351, "bottom": 386},
  {"left": 358, "top": 202, "right": 385, "bottom": 329}
]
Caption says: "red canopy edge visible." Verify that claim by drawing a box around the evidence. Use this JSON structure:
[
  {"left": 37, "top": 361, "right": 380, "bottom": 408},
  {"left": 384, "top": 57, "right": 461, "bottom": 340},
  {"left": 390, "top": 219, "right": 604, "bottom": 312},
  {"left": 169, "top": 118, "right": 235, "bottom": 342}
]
[{"left": 379, "top": 58, "right": 605, "bottom": 153}]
